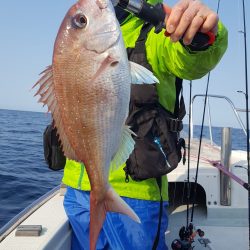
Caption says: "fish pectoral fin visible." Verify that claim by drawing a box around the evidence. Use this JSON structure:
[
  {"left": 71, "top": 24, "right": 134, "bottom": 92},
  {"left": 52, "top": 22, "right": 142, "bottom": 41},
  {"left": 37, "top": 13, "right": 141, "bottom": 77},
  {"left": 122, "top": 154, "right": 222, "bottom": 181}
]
[
  {"left": 110, "top": 125, "right": 136, "bottom": 171},
  {"left": 129, "top": 61, "right": 159, "bottom": 84},
  {"left": 89, "top": 187, "right": 140, "bottom": 250}
]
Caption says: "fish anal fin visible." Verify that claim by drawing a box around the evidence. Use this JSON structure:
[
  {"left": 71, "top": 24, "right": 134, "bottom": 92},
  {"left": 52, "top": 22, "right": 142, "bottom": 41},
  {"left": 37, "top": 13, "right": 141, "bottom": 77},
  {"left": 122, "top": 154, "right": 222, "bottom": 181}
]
[{"left": 105, "top": 187, "right": 140, "bottom": 222}]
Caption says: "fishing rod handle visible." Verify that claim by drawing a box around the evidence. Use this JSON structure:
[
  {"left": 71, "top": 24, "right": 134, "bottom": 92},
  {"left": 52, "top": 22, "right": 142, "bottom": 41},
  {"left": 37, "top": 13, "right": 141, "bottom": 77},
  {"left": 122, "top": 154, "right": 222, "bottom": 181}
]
[{"left": 116, "top": 0, "right": 215, "bottom": 49}]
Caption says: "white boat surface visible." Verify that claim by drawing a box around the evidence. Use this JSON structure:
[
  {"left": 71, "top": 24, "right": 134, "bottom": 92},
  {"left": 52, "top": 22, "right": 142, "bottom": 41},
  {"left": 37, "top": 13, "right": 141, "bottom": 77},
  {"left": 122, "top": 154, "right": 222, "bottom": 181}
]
[
  {"left": 0, "top": 185, "right": 70, "bottom": 250},
  {"left": 166, "top": 138, "right": 248, "bottom": 250}
]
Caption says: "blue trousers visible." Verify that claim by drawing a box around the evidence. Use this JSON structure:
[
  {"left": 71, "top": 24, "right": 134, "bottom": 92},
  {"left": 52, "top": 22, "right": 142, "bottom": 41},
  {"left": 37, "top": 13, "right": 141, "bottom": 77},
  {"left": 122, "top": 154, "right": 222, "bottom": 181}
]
[{"left": 64, "top": 187, "right": 168, "bottom": 250}]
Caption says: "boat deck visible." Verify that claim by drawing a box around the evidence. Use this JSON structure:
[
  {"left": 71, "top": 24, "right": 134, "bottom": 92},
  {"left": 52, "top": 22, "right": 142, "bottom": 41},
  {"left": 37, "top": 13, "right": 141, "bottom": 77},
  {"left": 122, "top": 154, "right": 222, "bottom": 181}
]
[
  {"left": 166, "top": 204, "right": 248, "bottom": 249},
  {"left": 165, "top": 139, "right": 249, "bottom": 249}
]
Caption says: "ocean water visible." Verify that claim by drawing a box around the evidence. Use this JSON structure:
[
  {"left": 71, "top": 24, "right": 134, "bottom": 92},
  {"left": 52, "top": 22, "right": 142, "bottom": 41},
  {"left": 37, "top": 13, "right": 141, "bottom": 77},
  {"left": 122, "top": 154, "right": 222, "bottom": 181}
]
[
  {"left": 0, "top": 109, "right": 248, "bottom": 229},
  {"left": 0, "top": 109, "right": 62, "bottom": 229}
]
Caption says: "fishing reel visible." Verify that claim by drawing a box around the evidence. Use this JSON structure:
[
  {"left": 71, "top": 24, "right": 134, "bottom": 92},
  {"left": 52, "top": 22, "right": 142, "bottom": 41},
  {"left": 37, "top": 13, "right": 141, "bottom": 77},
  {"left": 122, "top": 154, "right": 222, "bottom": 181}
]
[{"left": 171, "top": 223, "right": 204, "bottom": 250}]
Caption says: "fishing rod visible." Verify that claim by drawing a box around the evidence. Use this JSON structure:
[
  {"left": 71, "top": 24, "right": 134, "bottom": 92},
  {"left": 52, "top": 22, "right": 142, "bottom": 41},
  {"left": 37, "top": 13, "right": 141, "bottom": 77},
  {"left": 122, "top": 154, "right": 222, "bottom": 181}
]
[
  {"left": 189, "top": 0, "right": 221, "bottom": 224},
  {"left": 190, "top": 74, "right": 211, "bottom": 223},
  {"left": 171, "top": 2, "right": 222, "bottom": 248},
  {"left": 240, "top": 0, "right": 250, "bottom": 245},
  {"left": 186, "top": 81, "right": 192, "bottom": 231},
  {"left": 170, "top": 81, "right": 207, "bottom": 250},
  {"left": 209, "top": 160, "right": 250, "bottom": 190},
  {"left": 188, "top": 0, "right": 249, "bottom": 246}
]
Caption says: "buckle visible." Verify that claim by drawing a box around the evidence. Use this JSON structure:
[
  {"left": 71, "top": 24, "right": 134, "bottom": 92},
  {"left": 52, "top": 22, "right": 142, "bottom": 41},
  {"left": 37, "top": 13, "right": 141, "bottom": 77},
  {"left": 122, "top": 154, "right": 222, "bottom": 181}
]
[{"left": 168, "top": 118, "right": 183, "bottom": 132}]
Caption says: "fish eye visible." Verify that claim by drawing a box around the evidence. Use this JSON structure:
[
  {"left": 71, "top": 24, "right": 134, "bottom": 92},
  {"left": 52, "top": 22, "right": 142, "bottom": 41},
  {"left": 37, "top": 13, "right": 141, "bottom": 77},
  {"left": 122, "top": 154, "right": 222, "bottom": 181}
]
[{"left": 72, "top": 14, "right": 87, "bottom": 29}]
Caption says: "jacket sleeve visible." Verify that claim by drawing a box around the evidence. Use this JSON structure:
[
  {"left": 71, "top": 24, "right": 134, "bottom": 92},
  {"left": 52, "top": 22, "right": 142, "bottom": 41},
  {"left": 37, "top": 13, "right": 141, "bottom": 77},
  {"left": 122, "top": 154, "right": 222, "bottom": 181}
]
[{"left": 146, "top": 21, "right": 228, "bottom": 80}]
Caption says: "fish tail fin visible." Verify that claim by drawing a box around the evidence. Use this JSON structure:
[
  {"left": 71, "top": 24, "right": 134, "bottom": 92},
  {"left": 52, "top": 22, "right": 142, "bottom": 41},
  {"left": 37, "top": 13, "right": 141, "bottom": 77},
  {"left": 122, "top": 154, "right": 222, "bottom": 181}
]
[
  {"left": 89, "top": 192, "right": 106, "bottom": 250},
  {"left": 89, "top": 187, "right": 140, "bottom": 250}
]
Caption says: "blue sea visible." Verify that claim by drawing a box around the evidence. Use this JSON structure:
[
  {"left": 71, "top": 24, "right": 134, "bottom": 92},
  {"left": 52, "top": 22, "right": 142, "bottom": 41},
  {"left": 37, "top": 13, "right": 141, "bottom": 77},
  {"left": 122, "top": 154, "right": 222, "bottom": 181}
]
[{"left": 0, "top": 109, "right": 248, "bottom": 229}]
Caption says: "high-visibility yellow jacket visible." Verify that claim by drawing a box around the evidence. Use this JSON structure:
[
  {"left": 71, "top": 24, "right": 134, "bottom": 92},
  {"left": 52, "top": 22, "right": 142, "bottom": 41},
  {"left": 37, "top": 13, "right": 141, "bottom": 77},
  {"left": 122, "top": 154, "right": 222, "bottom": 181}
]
[{"left": 62, "top": 2, "right": 228, "bottom": 202}]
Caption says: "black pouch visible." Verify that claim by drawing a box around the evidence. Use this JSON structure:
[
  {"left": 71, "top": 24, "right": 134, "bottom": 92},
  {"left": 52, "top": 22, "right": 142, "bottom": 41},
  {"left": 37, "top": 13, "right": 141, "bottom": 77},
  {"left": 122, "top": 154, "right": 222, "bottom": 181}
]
[
  {"left": 124, "top": 135, "right": 167, "bottom": 182},
  {"left": 124, "top": 84, "right": 185, "bottom": 182},
  {"left": 124, "top": 120, "right": 185, "bottom": 182},
  {"left": 43, "top": 124, "right": 66, "bottom": 171}
]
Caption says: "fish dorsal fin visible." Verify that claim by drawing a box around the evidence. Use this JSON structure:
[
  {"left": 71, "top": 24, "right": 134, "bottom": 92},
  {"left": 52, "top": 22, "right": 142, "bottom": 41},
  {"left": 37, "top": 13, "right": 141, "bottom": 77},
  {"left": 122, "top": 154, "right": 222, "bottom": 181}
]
[
  {"left": 110, "top": 125, "right": 136, "bottom": 171},
  {"left": 33, "top": 66, "right": 77, "bottom": 161},
  {"left": 129, "top": 61, "right": 159, "bottom": 84}
]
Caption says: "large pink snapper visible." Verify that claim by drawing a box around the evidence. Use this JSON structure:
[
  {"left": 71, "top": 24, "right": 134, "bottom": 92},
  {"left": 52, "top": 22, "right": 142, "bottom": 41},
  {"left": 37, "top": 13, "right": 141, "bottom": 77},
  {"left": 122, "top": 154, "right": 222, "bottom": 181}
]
[{"left": 33, "top": 0, "right": 158, "bottom": 249}]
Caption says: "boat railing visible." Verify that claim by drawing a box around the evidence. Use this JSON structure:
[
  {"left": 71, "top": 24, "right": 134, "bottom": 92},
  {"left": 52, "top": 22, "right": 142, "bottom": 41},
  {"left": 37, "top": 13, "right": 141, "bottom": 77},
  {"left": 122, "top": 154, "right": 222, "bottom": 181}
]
[
  {"left": 190, "top": 94, "right": 248, "bottom": 144},
  {"left": 0, "top": 185, "right": 60, "bottom": 243}
]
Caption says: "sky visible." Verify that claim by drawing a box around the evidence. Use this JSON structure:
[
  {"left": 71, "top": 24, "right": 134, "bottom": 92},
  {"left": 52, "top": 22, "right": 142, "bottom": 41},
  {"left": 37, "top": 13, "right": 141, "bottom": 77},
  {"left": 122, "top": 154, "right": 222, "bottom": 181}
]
[{"left": 0, "top": 0, "right": 249, "bottom": 128}]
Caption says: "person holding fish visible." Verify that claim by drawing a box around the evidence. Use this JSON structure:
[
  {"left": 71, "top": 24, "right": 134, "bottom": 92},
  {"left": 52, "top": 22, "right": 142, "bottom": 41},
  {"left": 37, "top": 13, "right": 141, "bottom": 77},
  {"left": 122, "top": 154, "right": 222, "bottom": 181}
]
[{"left": 37, "top": 0, "right": 227, "bottom": 249}]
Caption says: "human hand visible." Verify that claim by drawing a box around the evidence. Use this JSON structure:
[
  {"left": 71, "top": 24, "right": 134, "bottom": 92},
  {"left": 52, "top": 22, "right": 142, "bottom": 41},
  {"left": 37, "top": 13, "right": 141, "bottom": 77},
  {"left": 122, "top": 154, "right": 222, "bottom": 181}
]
[{"left": 163, "top": 0, "right": 218, "bottom": 45}]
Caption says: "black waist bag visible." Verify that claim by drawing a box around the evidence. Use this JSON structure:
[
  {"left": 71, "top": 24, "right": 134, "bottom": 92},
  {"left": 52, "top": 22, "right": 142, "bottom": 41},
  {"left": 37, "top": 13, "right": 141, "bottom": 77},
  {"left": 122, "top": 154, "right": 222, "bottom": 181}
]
[
  {"left": 43, "top": 124, "right": 66, "bottom": 171},
  {"left": 124, "top": 84, "right": 185, "bottom": 182}
]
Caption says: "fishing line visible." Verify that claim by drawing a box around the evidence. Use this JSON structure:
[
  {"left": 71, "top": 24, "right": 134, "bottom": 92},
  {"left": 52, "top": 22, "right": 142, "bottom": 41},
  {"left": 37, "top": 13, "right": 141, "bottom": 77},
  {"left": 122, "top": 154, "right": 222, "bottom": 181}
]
[
  {"left": 190, "top": 0, "right": 221, "bottom": 224},
  {"left": 238, "top": 0, "right": 242, "bottom": 43},
  {"left": 190, "top": 72, "right": 211, "bottom": 223},
  {"left": 185, "top": 80, "right": 192, "bottom": 229}
]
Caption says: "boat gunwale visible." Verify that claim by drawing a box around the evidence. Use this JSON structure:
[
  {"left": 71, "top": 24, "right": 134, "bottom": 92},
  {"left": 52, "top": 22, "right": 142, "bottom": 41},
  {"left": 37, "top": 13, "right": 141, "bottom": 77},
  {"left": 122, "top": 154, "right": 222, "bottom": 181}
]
[{"left": 0, "top": 185, "right": 60, "bottom": 243}]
